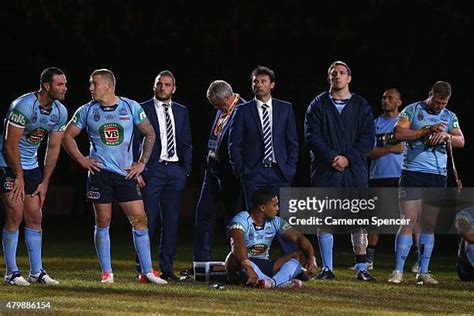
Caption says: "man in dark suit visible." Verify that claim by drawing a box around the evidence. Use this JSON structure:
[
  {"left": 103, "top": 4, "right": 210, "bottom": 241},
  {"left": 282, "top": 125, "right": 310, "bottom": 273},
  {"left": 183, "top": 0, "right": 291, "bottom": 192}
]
[
  {"left": 135, "top": 70, "right": 192, "bottom": 281},
  {"left": 193, "top": 80, "right": 246, "bottom": 264},
  {"left": 228, "top": 66, "right": 298, "bottom": 254}
]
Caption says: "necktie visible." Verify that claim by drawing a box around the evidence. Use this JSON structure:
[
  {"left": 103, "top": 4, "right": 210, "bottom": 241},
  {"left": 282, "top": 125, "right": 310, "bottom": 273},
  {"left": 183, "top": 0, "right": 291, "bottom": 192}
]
[
  {"left": 262, "top": 104, "right": 273, "bottom": 164},
  {"left": 163, "top": 103, "right": 175, "bottom": 158}
]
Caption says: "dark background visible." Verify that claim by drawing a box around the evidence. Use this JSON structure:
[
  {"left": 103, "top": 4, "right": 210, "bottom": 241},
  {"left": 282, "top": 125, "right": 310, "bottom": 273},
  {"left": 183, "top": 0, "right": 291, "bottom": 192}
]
[{"left": 0, "top": 0, "right": 472, "bottom": 217}]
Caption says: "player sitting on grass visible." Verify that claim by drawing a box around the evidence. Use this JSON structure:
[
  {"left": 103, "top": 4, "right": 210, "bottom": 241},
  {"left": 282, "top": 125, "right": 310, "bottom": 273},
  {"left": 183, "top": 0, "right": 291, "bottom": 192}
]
[
  {"left": 225, "top": 188, "right": 317, "bottom": 288},
  {"left": 455, "top": 207, "right": 474, "bottom": 282}
]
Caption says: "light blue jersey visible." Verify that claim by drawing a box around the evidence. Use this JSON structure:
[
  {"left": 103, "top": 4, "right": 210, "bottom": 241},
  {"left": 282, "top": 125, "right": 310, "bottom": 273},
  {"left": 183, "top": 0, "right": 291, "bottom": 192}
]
[
  {"left": 228, "top": 211, "right": 291, "bottom": 259},
  {"left": 0, "top": 92, "right": 68, "bottom": 169},
  {"left": 456, "top": 208, "right": 474, "bottom": 230},
  {"left": 70, "top": 97, "right": 147, "bottom": 176},
  {"left": 398, "top": 101, "right": 459, "bottom": 175},
  {"left": 369, "top": 115, "right": 404, "bottom": 179}
]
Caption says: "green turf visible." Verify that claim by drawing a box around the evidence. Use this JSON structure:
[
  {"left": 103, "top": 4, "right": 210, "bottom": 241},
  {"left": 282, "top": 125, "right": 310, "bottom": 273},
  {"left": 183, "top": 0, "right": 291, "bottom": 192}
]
[
  {"left": 0, "top": 217, "right": 473, "bottom": 314},
  {"left": 1, "top": 236, "right": 473, "bottom": 315}
]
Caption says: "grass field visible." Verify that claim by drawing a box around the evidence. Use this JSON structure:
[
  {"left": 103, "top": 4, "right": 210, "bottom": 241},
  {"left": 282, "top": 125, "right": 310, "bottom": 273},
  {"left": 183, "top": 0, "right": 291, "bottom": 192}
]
[{"left": 0, "top": 217, "right": 473, "bottom": 315}]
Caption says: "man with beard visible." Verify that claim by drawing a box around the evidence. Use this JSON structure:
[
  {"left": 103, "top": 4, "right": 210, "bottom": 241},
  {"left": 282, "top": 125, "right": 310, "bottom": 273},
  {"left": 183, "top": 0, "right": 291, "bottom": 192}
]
[
  {"left": 1, "top": 67, "right": 68, "bottom": 285},
  {"left": 134, "top": 70, "right": 192, "bottom": 281}
]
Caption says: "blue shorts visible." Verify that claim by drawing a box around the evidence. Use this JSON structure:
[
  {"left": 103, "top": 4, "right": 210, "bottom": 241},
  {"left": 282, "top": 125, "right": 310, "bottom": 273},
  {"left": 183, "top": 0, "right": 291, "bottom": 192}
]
[
  {"left": 399, "top": 170, "right": 447, "bottom": 201},
  {"left": 0, "top": 167, "right": 42, "bottom": 195},
  {"left": 87, "top": 169, "right": 142, "bottom": 203}
]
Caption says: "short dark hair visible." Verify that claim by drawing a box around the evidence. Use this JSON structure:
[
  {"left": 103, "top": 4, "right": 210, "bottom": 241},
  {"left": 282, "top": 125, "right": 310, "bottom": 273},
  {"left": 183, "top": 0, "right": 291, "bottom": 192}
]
[
  {"left": 40, "top": 67, "right": 65, "bottom": 88},
  {"left": 328, "top": 60, "right": 352, "bottom": 76},
  {"left": 251, "top": 65, "right": 275, "bottom": 83},
  {"left": 251, "top": 187, "right": 277, "bottom": 209},
  {"left": 430, "top": 81, "right": 452, "bottom": 98},
  {"left": 156, "top": 70, "right": 176, "bottom": 86},
  {"left": 91, "top": 68, "right": 116, "bottom": 86}
]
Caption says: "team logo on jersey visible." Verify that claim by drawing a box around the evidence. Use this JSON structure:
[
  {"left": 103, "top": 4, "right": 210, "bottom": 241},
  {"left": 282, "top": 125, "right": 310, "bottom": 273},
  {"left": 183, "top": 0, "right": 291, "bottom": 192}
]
[
  {"left": 31, "top": 112, "right": 38, "bottom": 124},
  {"left": 99, "top": 123, "right": 124, "bottom": 146},
  {"left": 71, "top": 112, "right": 80, "bottom": 125},
  {"left": 26, "top": 127, "right": 48, "bottom": 145},
  {"left": 417, "top": 110, "right": 424, "bottom": 121},
  {"left": 138, "top": 108, "right": 146, "bottom": 123},
  {"left": 93, "top": 110, "right": 101, "bottom": 122},
  {"left": 87, "top": 190, "right": 101, "bottom": 199},
  {"left": 441, "top": 112, "right": 449, "bottom": 121},
  {"left": 9, "top": 110, "right": 27, "bottom": 126},
  {"left": 119, "top": 107, "right": 128, "bottom": 115},
  {"left": 50, "top": 114, "right": 58, "bottom": 122},
  {"left": 105, "top": 114, "right": 116, "bottom": 120},
  {"left": 248, "top": 243, "right": 267, "bottom": 256},
  {"left": 229, "top": 222, "right": 245, "bottom": 232},
  {"left": 248, "top": 231, "right": 254, "bottom": 240}
]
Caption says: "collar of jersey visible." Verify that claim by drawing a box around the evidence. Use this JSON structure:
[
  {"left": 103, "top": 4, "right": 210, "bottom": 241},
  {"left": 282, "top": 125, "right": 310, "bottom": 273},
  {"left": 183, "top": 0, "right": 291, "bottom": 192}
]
[{"left": 100, "top": 104, "right": 118, "bottom": 112}]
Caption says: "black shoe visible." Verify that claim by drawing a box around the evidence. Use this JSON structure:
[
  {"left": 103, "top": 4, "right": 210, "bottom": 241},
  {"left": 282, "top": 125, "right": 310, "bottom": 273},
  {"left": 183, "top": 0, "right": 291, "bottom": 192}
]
[
  {"left": 316, "top": 268, "right": 335, "bottom": 280},
  {"left": 356, "top": 269, "right": 376, "bottom": 281},
  {"left": 160, "top": 272, "right": 180, "bottom": 282},
  {"left": 179, "top": 268, "right": 194, "bottom": 276},
  {"left": 294, "top": 271, "right": 310, "bottom": 281}
]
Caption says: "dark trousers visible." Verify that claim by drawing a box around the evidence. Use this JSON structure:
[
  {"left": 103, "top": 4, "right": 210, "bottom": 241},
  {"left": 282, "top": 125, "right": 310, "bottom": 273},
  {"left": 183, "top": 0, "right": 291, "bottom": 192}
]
[
  {"left": 193, "top": 161, "right": 242, "bottom": 262},
  {"left": 138, "top": 162, "right": 187, "bottom": 274},
  {"left": 241, "top": 164, "right": 297, "bottom": 255}
]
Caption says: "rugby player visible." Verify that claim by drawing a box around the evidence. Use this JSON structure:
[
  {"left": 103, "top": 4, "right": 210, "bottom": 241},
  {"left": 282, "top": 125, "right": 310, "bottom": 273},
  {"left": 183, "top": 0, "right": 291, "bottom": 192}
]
[
  {"left": 62, "top": 69, "right": 166, "bottom": 284},
  {"left": 225, "top": 188, "right": 317, "bottom": 288},
  {"left": 388, "top": 81, "right": 464, "bottom": 284},
  {"left": 1, "top": 67, "right": 67, "bottom": 285}
]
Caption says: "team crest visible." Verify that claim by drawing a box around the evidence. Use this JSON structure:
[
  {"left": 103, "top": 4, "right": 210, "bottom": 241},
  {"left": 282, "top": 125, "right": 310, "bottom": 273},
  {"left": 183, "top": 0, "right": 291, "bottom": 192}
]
[
  {"left": 31, "top": 112, "right": 38, "bottom": 124},
  {"left": 26, "top": 127, "right": 48, "bottom": 145},
  {"left": 50, "top": 114, "right": 58, "bottom": 122},
  {"left": 248, "top": 231, "right": 254, "bottom": 240},
  {"left": 93, "top": 110, "right": 101, "bottom": 122},
  {"left": 119, "top": 107, "right": 128, "bottom": 115},
  {"left": 99, "top": 123, "right": 124, "bottom": 146},
  {"left": 417, "top": 110, "right": 424, "bottom": 121}
]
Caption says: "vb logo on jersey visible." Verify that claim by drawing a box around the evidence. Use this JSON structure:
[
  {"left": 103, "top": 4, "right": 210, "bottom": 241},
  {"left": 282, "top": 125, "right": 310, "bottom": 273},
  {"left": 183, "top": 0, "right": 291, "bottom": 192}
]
[
  {"left": 249, "top": 243, "right": 268, "bottom": 256},
  {"left": 26, "top": 127, "right": 48, "bottom": 145},
  {"left": 99, "top": 123, "right": 124, "bottom": 146}
]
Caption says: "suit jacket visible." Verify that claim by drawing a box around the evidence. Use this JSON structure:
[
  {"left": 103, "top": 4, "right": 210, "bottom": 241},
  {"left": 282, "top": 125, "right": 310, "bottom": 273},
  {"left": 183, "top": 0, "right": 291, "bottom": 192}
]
[
  {"left": 228, "top": 98, "right": 298, "bottom": 182},
  {"left": 304, "top": 91, "right": 375, "bottom": 187},
  {"left": 135, "top": 98, "right": 192, "bottom": 174},
  {"left": 207, "top": 96, "right": 246, "bottom": 178}
]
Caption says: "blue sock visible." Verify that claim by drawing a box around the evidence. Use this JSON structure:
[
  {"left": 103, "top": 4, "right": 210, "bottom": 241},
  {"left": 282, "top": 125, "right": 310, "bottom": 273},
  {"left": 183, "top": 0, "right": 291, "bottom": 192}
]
[
  {"left": 394, "top": 233, "right": 412, "bottom": 272},
  {"left": 2, "top": 229, "right": 19, "bottom": 274},
  {"left": 318, "top": 233, "right": 333, "bottom": 271},
  {"left": 272, "top": 258, "right": 302, "bottom": 286},
  {"left": 133, "top": 228, "right": 152, "bottom": 274},
  {"left": 355, "top": 262, "right": 368, "bottom": 271},
  {"left": 418, "top": 233, "right": 435, "bottom": 273},
  {"left": 94, "top": 226, "right": 112, "bottom": 273},
  {"left": 24, "top": 227, "right": 43, "bottom": 274},
  {"left": 466, "top": 243, "right": 474, "bottom": 267},
  {"left": 245, "top": 261, "right": 272, "bottom": 282}
]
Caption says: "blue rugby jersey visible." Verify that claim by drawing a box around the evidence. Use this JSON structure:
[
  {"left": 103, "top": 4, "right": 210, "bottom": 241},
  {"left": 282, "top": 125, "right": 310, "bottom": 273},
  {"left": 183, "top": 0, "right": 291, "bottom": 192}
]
[
  {"left": 369, "top": 114, "right": 404, "bottom": 179},
  {"left": 0, "top": 92, "right": 68, "bottom": 169},
  {"left": 228, "top": 211, "right": 291, "bottom": 259},
  {"left": 69, "top": 97, "right": 147, "bottom": 176},
  {"left": 398, "top": 101, "right": 459, "bottom": 175}
]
